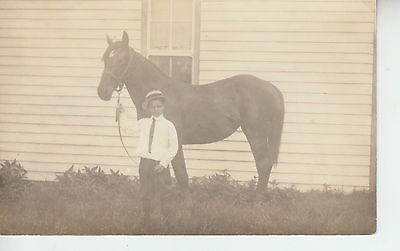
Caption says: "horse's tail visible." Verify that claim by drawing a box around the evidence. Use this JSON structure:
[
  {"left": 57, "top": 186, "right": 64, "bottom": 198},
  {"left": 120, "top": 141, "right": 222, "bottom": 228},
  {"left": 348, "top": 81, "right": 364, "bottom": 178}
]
[{"left": 269, "top": 88, "right": 285, "bottom": 166}]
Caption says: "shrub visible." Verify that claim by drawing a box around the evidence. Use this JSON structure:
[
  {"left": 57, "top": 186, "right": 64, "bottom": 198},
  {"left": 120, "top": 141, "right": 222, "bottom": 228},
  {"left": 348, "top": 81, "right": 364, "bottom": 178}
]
[
  {"left": 190, "top": 169, "right": 253, "bottom": 205},
  {"left": 0, "top": 159, "right": 28, "bottom": 200},
  {"left": 55, "top": 165, "right": 139, "bottom": 200}
]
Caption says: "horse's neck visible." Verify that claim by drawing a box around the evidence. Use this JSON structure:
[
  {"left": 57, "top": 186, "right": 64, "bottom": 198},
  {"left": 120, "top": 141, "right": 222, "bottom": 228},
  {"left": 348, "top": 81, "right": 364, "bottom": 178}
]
[{"left": 124, "top": 51, "right": 170, "bottom": 115}]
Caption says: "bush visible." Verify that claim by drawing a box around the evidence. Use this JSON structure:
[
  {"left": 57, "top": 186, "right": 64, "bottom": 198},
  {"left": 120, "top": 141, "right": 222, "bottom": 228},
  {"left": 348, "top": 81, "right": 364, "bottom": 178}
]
[
  {"left": 55, "top": 165, "right": 139, "bottom": 200},
  {"left": 0, "top": 159, "right": 28, "bottom": 200}
]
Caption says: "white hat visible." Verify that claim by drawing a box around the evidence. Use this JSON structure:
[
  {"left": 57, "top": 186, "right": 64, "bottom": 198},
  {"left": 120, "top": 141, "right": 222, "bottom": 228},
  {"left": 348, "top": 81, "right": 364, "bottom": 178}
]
[{"left": 142, "top": 90, "right": 167, "bottom": 110}]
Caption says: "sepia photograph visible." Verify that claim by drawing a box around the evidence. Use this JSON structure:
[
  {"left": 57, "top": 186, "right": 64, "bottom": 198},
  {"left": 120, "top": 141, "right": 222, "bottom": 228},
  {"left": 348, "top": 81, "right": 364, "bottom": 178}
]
[{"left": 0, "top": 0, "right": 376, "bottom": 235}]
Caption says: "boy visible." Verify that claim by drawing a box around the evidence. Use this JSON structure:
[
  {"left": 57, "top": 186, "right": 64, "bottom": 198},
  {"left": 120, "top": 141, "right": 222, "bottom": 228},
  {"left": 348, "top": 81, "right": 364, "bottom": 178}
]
[{"left": 117, "top": 90, "right": 179, "bottom": 226}]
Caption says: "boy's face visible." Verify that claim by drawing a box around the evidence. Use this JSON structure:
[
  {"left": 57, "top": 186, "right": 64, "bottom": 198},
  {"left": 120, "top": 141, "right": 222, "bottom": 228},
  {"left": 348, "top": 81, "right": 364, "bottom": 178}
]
[{"left": 148, "top": 99, "right": 165, "bottom": 117}]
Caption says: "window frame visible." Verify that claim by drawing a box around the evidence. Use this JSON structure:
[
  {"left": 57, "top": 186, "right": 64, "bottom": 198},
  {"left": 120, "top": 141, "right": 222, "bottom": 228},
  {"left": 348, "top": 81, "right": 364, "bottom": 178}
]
[{"left": 141, "top": 0, "right": 200, "bottom": 84}]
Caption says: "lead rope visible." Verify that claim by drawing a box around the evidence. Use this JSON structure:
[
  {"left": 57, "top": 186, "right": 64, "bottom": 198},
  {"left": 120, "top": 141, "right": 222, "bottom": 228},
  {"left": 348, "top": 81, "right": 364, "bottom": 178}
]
[{"left": 116, "top": 89, "right": 136, "bottom": 162}]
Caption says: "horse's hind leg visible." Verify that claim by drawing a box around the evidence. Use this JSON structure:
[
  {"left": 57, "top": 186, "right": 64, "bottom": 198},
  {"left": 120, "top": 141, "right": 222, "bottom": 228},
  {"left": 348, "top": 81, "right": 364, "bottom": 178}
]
[
  {"left": 171, "top": 145, "right": 189, "bottom": 189},
  {"left": 242, "top": 126, "right": 273, "bottom": 191},
  {"left": 171, "top": 146, "right": 192, "bottom": 208}
]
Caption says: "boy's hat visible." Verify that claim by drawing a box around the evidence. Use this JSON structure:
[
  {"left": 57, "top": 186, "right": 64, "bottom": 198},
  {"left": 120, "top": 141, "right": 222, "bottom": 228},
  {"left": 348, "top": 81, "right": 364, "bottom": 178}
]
[{"left": 142, "top": 90, "right": 167, "bottom": 110}]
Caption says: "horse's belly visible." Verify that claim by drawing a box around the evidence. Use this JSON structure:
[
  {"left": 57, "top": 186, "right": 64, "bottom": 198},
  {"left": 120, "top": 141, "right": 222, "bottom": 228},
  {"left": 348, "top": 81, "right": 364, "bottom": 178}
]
[
  {"left": 178, "top": 81, "right": 242, "bottom": 144},
  {"left": 182, "top": 126, "right": 238, "bottom": 144},
  {"left": 181, "top": 109, "right": 240, "bottom": 144}
]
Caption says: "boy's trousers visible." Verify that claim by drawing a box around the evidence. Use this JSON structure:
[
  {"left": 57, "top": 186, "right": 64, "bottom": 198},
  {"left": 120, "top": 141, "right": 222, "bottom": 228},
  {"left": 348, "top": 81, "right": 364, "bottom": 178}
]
[{"left": 138, "top": 158, "right": 173, "bottom": 220}]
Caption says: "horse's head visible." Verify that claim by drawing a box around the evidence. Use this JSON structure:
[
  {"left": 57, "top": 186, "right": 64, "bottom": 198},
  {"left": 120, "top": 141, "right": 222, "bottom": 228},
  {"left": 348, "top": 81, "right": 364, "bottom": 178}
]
[{"left": 97, "top": 31, "right": 132, "bottom": 101}]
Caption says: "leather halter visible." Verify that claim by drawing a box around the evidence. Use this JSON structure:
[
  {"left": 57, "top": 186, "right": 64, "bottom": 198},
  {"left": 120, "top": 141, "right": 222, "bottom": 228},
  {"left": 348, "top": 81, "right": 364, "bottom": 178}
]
[
  {"left": 102, "top": 48, "right": 136, "bottom": 93},
  {"left": 104, "top": 48, "right": 138, "bottom": 162}
]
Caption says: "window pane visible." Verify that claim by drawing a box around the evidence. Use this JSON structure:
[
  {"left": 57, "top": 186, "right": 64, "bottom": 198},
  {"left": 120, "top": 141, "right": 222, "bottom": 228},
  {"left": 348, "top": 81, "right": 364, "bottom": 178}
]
[
  {"left": 151, "top": 0, "right": 170, "bottom": 21},
  {"left": 150, "top": 21, "right": 170, "bottom": 49},
  {"left": 172, "top": 0, "right": 192, "bottom": 22},
  {"left": 149, "top": 56, "right": 170, "bottom": 76},
  {"left": 172, "top": 21, "right": 192, "bottom": 50},
  {"left": 171, "top": 56, "right": 192, "bottom": 84}
]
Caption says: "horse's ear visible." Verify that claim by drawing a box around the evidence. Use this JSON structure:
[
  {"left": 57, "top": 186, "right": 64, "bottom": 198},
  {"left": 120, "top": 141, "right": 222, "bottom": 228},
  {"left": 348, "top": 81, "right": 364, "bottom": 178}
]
[
  {"left": 122, "top": 31, "right": 129, "bottom": 46},
  {"left": 106, "top": 35, "right": 112, "bottom": 45}
]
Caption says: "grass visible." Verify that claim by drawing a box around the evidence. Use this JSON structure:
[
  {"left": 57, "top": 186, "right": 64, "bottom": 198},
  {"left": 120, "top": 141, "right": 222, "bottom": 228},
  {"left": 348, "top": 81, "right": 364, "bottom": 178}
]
[{"left": 0, "top": 166, "right": 376, "bottom": 235}]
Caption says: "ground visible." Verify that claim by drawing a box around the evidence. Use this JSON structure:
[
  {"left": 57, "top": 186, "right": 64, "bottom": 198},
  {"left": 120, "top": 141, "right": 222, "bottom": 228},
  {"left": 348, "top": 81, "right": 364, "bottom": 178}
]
[{"left": 0, "top": 167, "right": 376, "bottom": 235}]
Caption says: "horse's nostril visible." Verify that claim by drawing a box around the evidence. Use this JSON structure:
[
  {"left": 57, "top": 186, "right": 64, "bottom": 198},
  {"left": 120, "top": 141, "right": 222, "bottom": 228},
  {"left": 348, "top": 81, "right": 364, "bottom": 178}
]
[
  {"left": 97, "top": 84, "right": 113, "bottom": 101},
  {"left": 97, "top": 86, "right": 107, "bottom": 99}
]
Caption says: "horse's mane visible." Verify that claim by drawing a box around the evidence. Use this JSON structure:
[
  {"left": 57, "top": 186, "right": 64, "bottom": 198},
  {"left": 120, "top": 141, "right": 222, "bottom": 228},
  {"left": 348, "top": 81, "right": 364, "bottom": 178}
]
[
  {"left": 133, "top": 49, "right": 188, "bottom": 85},
  {"left": 133, "top": 50, "right": 170, "bottom": 81},
  {"left": 102, "top": 41, "right": 174, "bottom": 84}
]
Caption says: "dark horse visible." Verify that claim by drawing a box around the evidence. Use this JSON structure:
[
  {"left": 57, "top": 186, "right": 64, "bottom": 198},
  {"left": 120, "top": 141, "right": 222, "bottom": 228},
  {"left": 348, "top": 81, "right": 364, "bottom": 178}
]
[{"left": 97, "top": 32, "right": 285, "bottom": 191}]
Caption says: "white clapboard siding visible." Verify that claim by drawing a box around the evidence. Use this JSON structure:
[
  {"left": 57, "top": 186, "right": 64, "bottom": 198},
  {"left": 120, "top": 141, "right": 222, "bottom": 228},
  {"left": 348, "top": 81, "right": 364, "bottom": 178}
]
[
  {"left": 201, "top": 21, "right": 374, "bottom": 33},
  {"left": 201, "top": 9, "right": 375, "bottom": 22},
  {"left": 200, "top": 61, "right": 373, "bottom": 74},
  {"left": 0, "top": 9, "right": 141, "bottom": 20},
  {"left": 0, "top": 1, "right": 143, "bottom": 180},
  {"left": 0, "top": 0, "right": 374, "bottom": 191},
  {"left": 200, "top": 1, "right": 375, "bottom": 12},
  {"left": 0, "top": 1, "right": 141, "bottom": 10},
  {"left": 200, "top": 51, "right": 374, "bottom": 64},
  {"left": 0, "top": 47, "right": 135, "bottom": 59},
  {"left": 198, "top": 0, "right": 374, "bottom": 190},
  {"left": 200, "top": 41, "right": 373, "bottom": 53}
]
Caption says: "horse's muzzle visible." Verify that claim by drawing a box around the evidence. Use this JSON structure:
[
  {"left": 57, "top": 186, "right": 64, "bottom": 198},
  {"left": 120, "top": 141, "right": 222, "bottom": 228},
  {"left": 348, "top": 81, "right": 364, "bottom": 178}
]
[{"left": 97, "top": 84, "right": 113, "bottom": 101}]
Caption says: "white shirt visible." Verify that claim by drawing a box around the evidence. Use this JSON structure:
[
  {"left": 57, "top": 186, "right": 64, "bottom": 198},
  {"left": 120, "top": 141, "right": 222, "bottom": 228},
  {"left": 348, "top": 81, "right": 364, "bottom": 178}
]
[{"left": 119, "top": 112, "right": 178, "bottom": 167}]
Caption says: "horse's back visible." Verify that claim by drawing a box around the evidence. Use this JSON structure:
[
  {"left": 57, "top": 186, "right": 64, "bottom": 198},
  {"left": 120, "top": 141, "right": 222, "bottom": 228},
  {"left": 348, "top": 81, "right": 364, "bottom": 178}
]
[
  {"left": 198, "top": 74, "right": 285, "bottom": 125},
  {"left": 195, "top": 74, "right": 279, "bottom": 94},
  {"left": 174, "top": 74, "right": 284, "bottom": 144},
  {"left": 195, "top": 74, "right": 283, "bottom": 108},
  {"left": 177, "top": 74, "right": 284, "bottom": 118}
]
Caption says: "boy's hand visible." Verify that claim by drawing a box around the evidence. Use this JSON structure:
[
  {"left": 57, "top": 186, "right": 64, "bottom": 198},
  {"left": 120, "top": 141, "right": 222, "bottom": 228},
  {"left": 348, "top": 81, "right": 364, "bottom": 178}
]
[{"left": 154, "top": 163, "right": 166, "bottom": 173}]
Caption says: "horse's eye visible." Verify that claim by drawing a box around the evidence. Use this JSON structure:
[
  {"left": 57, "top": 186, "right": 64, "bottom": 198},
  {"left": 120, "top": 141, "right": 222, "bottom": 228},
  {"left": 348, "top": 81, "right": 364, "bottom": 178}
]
[{"left": 109, "top": 51, "right": 115, "bottom": 58}]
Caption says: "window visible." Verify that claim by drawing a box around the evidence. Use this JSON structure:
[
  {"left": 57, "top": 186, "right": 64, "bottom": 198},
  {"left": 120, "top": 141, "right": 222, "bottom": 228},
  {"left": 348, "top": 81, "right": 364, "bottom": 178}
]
[{"left": 145, "top": 0, "right": 198, "bottom": 84}]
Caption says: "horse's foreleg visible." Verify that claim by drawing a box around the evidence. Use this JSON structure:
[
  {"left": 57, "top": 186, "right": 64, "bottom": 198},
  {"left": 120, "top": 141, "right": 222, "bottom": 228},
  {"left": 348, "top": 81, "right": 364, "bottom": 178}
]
[{"left": 171, "top": 146, "right": 189, "bottom": 189}]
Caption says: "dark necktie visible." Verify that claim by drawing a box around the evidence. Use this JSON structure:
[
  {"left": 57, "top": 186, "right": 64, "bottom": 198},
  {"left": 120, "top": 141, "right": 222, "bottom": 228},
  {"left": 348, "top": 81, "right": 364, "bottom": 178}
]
[{"left": 148, "top": 118, "right": 156, "bottom": 153}]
